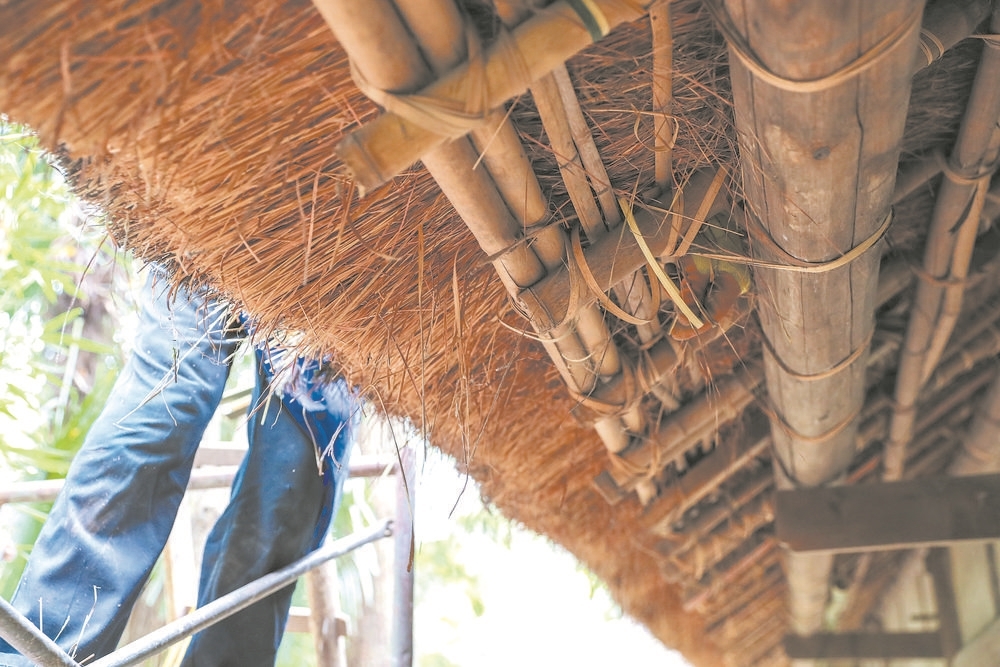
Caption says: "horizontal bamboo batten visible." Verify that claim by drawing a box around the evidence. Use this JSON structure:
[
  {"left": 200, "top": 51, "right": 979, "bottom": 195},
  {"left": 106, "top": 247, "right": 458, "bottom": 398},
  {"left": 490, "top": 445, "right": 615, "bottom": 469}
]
[{"left": 336, "top": 0, "right": 657, "bottom": 191}]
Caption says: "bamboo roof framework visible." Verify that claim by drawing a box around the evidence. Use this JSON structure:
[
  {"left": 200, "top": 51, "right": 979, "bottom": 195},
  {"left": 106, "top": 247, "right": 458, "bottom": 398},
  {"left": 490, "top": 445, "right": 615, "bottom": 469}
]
[{"left": 3, "top": 0, "right": 1000, "bottom": 664}]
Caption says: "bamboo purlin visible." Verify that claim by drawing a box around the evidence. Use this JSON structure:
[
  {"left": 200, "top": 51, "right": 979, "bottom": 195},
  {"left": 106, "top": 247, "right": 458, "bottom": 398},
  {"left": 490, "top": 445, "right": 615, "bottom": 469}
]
[{"left": 335, "top": 0, "right": 656, "bottom": 191}]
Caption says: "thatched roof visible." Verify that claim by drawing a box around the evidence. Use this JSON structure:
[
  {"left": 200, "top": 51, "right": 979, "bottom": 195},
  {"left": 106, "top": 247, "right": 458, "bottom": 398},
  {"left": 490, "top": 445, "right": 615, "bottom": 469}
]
[{"left": 3, "top": 0, "right": 1000, "bottom": 664}]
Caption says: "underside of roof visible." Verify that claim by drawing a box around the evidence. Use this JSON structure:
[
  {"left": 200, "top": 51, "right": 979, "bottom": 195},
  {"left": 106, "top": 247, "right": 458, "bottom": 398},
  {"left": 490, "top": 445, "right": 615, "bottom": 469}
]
[{"left": 3, "top": 0, "right": 1000, "bottom": 664}]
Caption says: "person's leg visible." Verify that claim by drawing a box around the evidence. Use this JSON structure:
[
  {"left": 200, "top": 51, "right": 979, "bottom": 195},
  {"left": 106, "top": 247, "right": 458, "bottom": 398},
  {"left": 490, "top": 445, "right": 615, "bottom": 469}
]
[
  {"left": 181, "top": 352, "right": 356, "bottom": 667},
  {"left": 0, "top": 271, "right": 242, "bottom": 666}
]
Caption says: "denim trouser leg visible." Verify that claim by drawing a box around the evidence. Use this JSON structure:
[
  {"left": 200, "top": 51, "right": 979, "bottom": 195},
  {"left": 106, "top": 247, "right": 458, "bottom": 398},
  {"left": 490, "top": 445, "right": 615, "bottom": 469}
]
[
  {"left": 180, "top": 354, "right": 355, "bottom": 667},
  {"left": 0, "top": 273, "right": 241, "bottom": 666}
]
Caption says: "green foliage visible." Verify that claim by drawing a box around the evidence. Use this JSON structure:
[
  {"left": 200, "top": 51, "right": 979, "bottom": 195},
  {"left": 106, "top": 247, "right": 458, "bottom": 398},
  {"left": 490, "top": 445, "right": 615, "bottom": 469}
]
[
  {"left": 416, "top": 533, "right": 485, "bottom": 619},
  {"left": 0, "top": 121, "right": 126, "bottom": 594}
]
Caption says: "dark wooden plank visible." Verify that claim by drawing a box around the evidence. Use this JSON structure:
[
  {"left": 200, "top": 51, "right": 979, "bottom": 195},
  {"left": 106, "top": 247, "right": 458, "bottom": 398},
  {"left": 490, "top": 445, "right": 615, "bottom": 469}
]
[
  {"left": 926, "top": 547, "right": 962, "bottom": 657},
  {"left": 775, "top": 473, "right": 1000, "bottom": 553},
  {"left": 784, "top": 632, "right": 943, "bottom": 660}
]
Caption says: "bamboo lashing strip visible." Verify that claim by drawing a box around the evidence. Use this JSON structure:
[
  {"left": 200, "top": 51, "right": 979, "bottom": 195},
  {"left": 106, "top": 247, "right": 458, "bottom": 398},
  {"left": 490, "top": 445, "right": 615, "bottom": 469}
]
[
  {"left": 912, "top": 260, "right": 974, "bottom": 289},
  {"left": 973, "top": 33, "right": 1000, "bottom": 48},
  {"left": 674, "top": 166, "right": 728, "bottom": 257},
  {"left": 621, "top": 196, "right": 705, "bottom": 329},
  {"left": 518, "top": 169, "right": 728, "bottom": 334},
  {"left": 705, "top": 0, "right": 922, "bottom": 94},
  {"left": 733, "top": 208, "right": 893, "bottom": 274},
  {"left": 918, "top": 27, "right": 946, "bottom": 66},
  {"left": 565, "top": 0, "right": 611, "bottom": 40},
  {"left": 351, "top": 26, "right": 508, "bottom": 137},
  {"left": 768, "top": 406, "right": 863, "bottom": 481},
  {"left": 570, "top": 347, "right": 665, "bottom": 416},
  {"left": 336, "top": 0, "right": 656, "bottom": 191},
  {"left": 936, "top": 149, "right": 1000, "bottom": 186},
  {"left": 759, "top": 327, "right": 874, "bottom": 382},
  {"left": 477, "top": 218, "right": 565, "bottom": 266},
  {"left": 570, "top": 226, "right": 652, "bottom": 326}
]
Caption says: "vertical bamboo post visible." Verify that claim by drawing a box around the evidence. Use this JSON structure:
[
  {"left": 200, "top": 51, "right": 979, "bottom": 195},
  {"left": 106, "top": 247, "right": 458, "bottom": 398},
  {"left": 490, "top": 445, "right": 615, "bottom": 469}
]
[
  {"left": 720, "top": 0, "right": 923, "bottom": 639},
  {"left": 884, "top": 3, "right": 1000, "bottom": 480},
  {"left": 391, "top": 446, "right": 416, "bottom": 667},
  {"left": 305, "top": 565, "right": 347, "bottom": 667}
]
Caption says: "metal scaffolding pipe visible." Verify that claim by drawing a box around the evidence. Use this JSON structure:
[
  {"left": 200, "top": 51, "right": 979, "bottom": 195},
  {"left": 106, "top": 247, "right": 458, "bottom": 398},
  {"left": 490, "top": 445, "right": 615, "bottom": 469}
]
[
  {"left": 86, "top": 520, "right": 392, "bottom": 667},
  {"left": 0, "top": 597, "right": 79, "bottom": 667}
]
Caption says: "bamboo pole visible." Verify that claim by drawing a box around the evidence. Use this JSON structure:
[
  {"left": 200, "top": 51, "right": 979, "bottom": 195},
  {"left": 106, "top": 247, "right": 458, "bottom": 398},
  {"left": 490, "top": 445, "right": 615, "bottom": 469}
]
[
  {"left": 719, "top": 0, "right": 923, "bottom": 640},
  {"left": 650, "top": 0, "right": 673, "bottom": 193},
  {"left": 884, "top": 3, "right": 1000, "bottom": 481},
  {"left": 370, "top": 0, "right": 645, "bottom": 460},
  {"left": 334, "top": 0, "right": 988, "bottom": 192},
  {"left": 550, "top": 65, "right": 620, "bottom": 226},
  {"left": 315, "top": 0, "right": 616, "bottom": 397},
  {"left": 335, "top": 0, "right": 656, "bottom": 191},
  {"left": 519, "top": 169, "right": 728, "bottom": 329}
]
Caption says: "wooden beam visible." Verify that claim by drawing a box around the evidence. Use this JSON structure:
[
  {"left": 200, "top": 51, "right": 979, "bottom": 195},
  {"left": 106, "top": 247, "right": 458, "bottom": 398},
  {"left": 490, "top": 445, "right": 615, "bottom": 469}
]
[
  {"left": 926, "top": 547, "right": 962, "bottom": 657},
  {"left": 784, "top": 631, "right": 943, "bottom": 660},
  {"left": 776, "top": 473, "right": 1000, "bottom": 553}
]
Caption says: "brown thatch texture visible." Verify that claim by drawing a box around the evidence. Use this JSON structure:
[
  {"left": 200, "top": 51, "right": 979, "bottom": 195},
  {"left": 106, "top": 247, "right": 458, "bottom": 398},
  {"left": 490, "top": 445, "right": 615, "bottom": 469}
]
[{"left": 0, "top": 0, "right": 990, "bottom": 664}]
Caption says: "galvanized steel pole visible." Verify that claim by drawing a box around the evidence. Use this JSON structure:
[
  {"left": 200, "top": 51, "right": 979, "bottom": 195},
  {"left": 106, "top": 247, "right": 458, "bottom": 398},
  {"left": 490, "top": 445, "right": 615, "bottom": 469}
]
[
  {"left": 0, "top": 596, "right": 80, "bottom": 667},
  {"left": 87, "top": 519, "right": 392, "bottom": 667}
]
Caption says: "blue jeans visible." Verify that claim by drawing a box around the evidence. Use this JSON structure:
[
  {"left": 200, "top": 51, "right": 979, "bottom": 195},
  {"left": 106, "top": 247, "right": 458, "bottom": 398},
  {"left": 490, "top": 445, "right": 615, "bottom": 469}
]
[{"left": 0, "top": 271, "right": 355, "bottom": 667}]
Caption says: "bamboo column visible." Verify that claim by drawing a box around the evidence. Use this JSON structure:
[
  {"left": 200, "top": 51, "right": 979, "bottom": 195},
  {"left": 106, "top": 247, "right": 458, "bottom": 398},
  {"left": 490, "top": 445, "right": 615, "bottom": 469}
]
[
  {"left": 884, "top": 2, "right": 1000, "bottom": 480},
  {"left": 717, "top": 0, "right": 923, "bottom": 642}
]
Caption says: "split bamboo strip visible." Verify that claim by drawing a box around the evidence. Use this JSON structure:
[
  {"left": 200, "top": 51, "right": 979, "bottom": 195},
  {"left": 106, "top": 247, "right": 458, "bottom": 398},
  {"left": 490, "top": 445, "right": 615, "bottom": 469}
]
[
  {"left": 720, "top": 0, "right": 923, "bottom": 637},
  {"left": 650, "top": 0, "right": 673, "bottom": 193},
  {"left": 550, "top": 65, "right": 621, "bottom": 227},
  {"left": 550, "top": 64, "right": 666, "bottom": 349},
  {"left": 659, "top": 464, "right": 774, "bottom": 565},
  {"left": 336, "top": 0, "right": 656, "bottom": 191},
  {"left": 531, "top": 73, "right": 606, "bottom": 237},
  {"left": 680, "top": 491, "right": 775, "bottom": 581},
  {"left": 884, "top": 3, "right": 1000, "bottom": 481},
  {"left": 607, "top": 363, "right": 763, "bottom": 487},
  {"left": 683, "top": 535, "right": 778, "bottom": 612},
  {"left": 713, "top": 594, "right": 786, "bottom": 646},
  {"left": 520, "top": 169, "right": 727, "bottom": 330}
]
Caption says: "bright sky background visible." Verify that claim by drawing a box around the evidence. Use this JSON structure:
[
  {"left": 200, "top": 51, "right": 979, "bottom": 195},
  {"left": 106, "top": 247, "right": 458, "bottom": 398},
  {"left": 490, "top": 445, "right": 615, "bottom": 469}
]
[{"left": 413, "top": 450, "right": 692, "bottom": 667}]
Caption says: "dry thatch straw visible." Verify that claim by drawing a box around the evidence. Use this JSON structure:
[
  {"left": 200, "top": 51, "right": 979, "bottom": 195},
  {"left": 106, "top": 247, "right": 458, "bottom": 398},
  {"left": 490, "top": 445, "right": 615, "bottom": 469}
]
[{"left": 0, "top": 0, "right": 991, "bottom": 663}]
